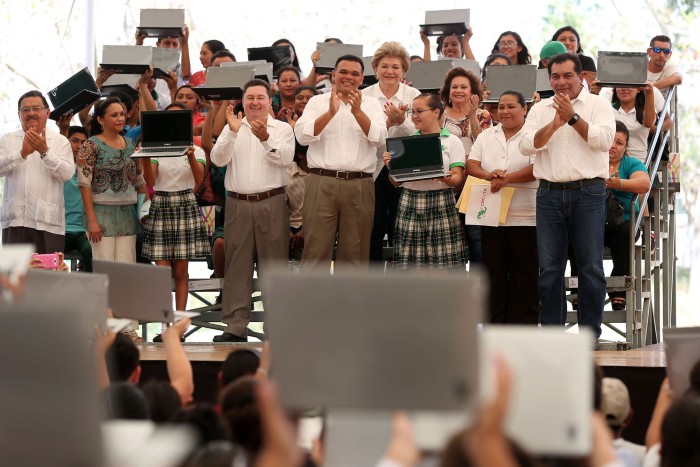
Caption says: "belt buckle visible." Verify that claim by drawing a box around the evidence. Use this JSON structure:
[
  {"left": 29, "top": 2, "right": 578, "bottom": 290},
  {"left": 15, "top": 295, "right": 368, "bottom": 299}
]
[{"left": 335, "top": 170, "right": 346, "bottom": 179}]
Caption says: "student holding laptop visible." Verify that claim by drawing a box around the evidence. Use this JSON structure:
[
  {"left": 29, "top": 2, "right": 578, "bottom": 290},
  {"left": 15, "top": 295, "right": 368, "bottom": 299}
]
[
  {"left": 382, "top": 93, "right": 465, "bottom": 270},
  {"left": 140, "top": 103, "right": 211, "bottom": 341}
]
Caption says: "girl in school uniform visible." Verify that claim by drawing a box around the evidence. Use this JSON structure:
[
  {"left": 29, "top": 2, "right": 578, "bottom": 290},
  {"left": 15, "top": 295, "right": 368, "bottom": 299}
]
[
  {"left": 383, "top": 93, "right": 466, "bottom": 270},
  {"left": 141, "top": 103, "right": 211, "bottom": 339}
]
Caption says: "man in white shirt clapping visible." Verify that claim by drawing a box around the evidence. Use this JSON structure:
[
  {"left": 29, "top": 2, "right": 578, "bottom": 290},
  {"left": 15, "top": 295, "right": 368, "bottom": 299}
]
[
  {"left": 210, "top": 79, "right": 295, "bottom": 342},
  {"left": 519, "top": 54, "right": 615, "bottom": 342},
  {"left": 294, "top": 55, "right": 387, "bottom": 271},
  {"left": 0, "top": 90, "right": 74, "bottom": 253}
]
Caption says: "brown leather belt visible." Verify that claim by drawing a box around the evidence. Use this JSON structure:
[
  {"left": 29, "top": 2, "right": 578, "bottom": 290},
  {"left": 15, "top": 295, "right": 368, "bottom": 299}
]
[
  {"left": 227, "top": 187, "right": 285, "bottom": 202},
  {"left": 309, "top": 168, "right": 372, "bottom": 179}
]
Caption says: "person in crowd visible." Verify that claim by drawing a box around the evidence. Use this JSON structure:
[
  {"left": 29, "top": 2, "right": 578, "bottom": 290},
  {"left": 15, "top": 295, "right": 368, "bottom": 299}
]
[
  {"left": 219, "top": 349, "right": 260, "bottom": 390},
  {"left": 382, "top": 93, "right": 465, "bottom": 270},
  {"left": 220, "top": 376, "right": 262, "bottom": 464},
  {"left": 77, "top": 97, "right": 148, "bottom": 262},
  {"left": 140, "top": 102, "right": 211, "bottom": 340},
  {"left": 551, "top": 26, "right": 598, "bottom": 88},
  {"left": 362, "top": 42, "right": 421, "bottom": 264},
  {"left": 209, "top": 50, "right": 239, "bottom": 138},
  {"left": 580, "top": 55, "right": 598, "bottom": 88},
  {"left": 601, "top": 377, "right": 646, "bottom": 466},
  {"left": 271, "top": 66, "right": 302, "bottom": 120},
  {"left": 467, "top": 91, "right": 538, "bottom": 324},
  {"left": 519, "top": 53, "right": 615, "bottom": 340},
  {"left": 605, "top": 83, "right": 668, "bottom": 162},
  {"left": 271, "top": 38, "right": 303, "bottom": 71},
  {"left": 0, "top": 90, "right": 74, "bottom": 253},
  {"left": 646, "top": 35, "right": 683, "bottom": 99},
  {"left": 305, "top": 37, "right": 345, "bottom": 90},
  {"left": 538, "top": 41, "right": 567, "bottom": 69},
  {"left": 62, "top": 126, "right": 92, "bottom": 271},
  {"left": 286, "top": 86, "right": 318, "bottom": 259},
  {"left": 142, "top": 380, "right": 182, "bottom": 423},
  {"left": 294, "top": 55, "right": 387, "bottom": 271},
  {"left": 102, "top": 382, "right": 151, "bottom": 420},
  {"left": 491, "top": 31, "right": 532, "bottom": 65},
  {"left": 210, "top": 79, "right": 294, "bottom": 342},
  {"left": 136, "top": 27, "right": 190, "bottom": 104},
  {"left": 571, "top": 121, "right": 650, "bottom": 311},
  {"left": 420, "top": 29, "right": 476, "bottom": 62},
  {"left": 188, "top": 39, "right": 227, "bottom": 88},
  {"left": 173, "top": 85, "right": 207, "bottom": 136},
  {"left": 440, "top": 67, "right": 487, "bottom": 264}
]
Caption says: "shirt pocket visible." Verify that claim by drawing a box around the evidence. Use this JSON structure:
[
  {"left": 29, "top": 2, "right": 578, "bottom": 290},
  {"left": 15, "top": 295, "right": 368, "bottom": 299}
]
[{"left": 36, "top": 199, "right": 62, "bottom": 227}]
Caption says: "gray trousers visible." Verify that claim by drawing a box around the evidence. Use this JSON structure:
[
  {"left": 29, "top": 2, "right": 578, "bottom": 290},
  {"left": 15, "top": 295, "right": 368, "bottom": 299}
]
[{"left": 222, "top": 193, "right": 289, "bottom": 336}]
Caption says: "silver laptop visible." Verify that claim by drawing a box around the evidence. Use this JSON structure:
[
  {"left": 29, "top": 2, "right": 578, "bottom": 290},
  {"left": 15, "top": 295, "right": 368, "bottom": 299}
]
[
  {"left": 192, "top": 65, "right": 256, "bottom": 100},
  {"left": 93, "top": 260, "right": 175, "bottom": 323},
  {"left": 404, "top": 59, "right": 452, "bottom": 92},
  {"left": 222, "top": 60, "right": 273, "bottom": 84},
  {"left": 536, "top": 68, "right": 553, "bottom": 92},
  {"left": 324, "top": 410, "right": 394, "bottom": 467},
  {"left": 480, "top": 326, "right": 593, "bottom": 455},
  {"left": 24, "top": 269, "right": 109, "bottom": 334},
  {"left": 152, "top": 47, "right": 181, "bottom": 79},
  {"left": 315, "top": 42, "right": 363, "bottom": 75},
  {"left": 131, "top": 110, "right": 192, "bottom": 158},
  {"left": 0, "top": 303, "right": 103, "bottom": 466},
  {"left": 100, "top": 45, "right": 152, "bottom": 74},
  {"left": 664, "top": 326, "right": 700, "bottom": 397},
  {"left": 138, "top": 8, "right": 184, "bottom": 37},
  {"left": 387, "top": 134, "right": 448, "bottom": 182},
  {"left": 264, "top": 267, "right": 483, "bottom": 411},
  {"left": 483, "top": 64, "right": 537, "bottom": 103},
  {"left": 597, "top": 51, "right": 647, "bottom": 88},
  {"left": 420, "top": 9, "right": 470, "bottom": 36},
  {"left": 450, "top": 58, "right": 482, "bottom": 78}
]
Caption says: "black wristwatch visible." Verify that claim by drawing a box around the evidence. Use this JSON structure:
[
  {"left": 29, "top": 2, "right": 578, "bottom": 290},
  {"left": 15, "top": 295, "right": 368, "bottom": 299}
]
[{"left": 568, "top": 113, "right": 580, "bottom": 126}]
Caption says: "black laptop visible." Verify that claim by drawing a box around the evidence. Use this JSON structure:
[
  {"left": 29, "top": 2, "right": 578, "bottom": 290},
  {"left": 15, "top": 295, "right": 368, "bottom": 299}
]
[
  {"left": 130, "top": 110, "right": 192, "bottom": 158},
  {"left": 48, "top": 68, "right": 100, "bottom": 121},
  {"left": 137, "top": 9, "right": 184, "bottom": 37},
  {"left": 387, "top": 134, "right": 448, "bottom": 182},
  {"left": 597, "top": 51, "right": 647, "bottom": 88},
  {"left": 247, "top": 46, "right": 292, "bottom": 78}
]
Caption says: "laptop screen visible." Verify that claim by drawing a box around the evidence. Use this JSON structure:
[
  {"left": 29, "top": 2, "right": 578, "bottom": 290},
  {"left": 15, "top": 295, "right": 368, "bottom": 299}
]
[
  {"left": 597, "top": 52, "right": 647, "bottom": 85},
  {"left": 247, "top": 46, "right": 292, "bottom": 77},
  {"left": 49, "top": 68, "right": 99, "bottom": 107},
  {"left": 140, "top": 110, "right": 193, "bottom": 146},
  {"left": 484, "top": 65, "right": 537, "bottom": 100},
  {"left": 387, "top": 134, "right": 442, "bottom": 171}
]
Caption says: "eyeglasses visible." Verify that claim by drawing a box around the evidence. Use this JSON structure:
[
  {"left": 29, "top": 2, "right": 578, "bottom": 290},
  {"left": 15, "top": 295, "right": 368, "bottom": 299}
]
[
  {"left": 498, "top": 40, "right": 517, "bottom": 48},
  {"left": 651, "top": 47, "right": 671, "bottom": 55},
  {"left": 19, "top": 106, "right": 47, "bottom": 114},
  {"left": 407, "top": 108, "right": 435, "bottom": 117}
]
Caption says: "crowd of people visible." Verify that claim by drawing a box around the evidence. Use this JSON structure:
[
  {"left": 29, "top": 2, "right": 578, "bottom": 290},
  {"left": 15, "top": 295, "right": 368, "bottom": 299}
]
[{"left": 0, "top": 13, "right": 692, "bottom": 467}]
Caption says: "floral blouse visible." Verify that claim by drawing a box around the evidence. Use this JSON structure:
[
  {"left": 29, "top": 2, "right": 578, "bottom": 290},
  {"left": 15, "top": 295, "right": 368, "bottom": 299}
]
[{"left": 77, "top": 136, "right": 145, "bottom": 205}]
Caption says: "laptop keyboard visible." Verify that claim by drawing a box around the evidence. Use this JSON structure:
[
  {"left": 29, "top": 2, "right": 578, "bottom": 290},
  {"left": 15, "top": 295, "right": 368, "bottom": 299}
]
[
  {"left": 393, "top": 170, "right": 446, "bottom": 181},
  {"left": 139, "top": 147, "right": 188, "bottom": 154}
]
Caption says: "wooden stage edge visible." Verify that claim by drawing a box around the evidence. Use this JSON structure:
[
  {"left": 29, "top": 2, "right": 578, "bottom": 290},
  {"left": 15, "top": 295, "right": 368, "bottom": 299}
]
[{"left": 138, "top": 342, "right": 667, "bottom": 368}]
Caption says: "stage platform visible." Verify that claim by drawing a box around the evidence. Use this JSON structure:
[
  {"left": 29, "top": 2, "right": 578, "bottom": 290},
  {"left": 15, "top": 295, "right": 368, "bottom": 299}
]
[{"left": 139, "top": 342, "right": 666, "bottom": 445}]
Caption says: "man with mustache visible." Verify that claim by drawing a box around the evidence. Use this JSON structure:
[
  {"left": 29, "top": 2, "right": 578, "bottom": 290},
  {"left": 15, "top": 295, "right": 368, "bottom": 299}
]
[
  {"left": 519, "top": 53, "right": 616, "bottom": 344},
  {"left": 0, "top": 90, "right": 75, "bottom": 253}
]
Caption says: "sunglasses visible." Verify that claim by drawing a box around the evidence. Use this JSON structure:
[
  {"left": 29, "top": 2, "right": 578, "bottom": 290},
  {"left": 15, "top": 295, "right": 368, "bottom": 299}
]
[{"left": 651, "top": 47, "right": 671, "bottom": 54}]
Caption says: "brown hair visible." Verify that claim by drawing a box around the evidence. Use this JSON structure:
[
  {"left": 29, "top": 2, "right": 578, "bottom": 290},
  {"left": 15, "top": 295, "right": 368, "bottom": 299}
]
[{"left": 439, "top": 67, "right": 483, "bottom": 107}]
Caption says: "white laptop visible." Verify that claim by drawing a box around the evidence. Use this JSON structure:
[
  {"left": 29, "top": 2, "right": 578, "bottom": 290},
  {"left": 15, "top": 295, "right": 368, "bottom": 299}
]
[
  {"left": 138, "top": 9, "right": 184, "bottom": 37},
  {"left": 264, "top": 267, "right": 484, "bottom": 411},
  {"left": 480, "top": 326, "right": 593, "bottom": 455},
  {"left": 420, "top": 9, "right": 470, "bottom": 36},
  {"left": 663, "top": 326, "right": 700, "bottom": 397},
  {"left": 404, "top": 59, "right": 453, "bottom": 92},
  {"left": 536, "top": 68, "right": 553, "bottom": 92},
  {"left": 192, "top": 65, "right": 256, "bottom": 100},
  {"left": 315, "top": 42, "right": 364, "bottom": 75},
  {"left": 450, "top": 58, "right": 482, "bottom": 78},
  {"left": 483, "top": 64, "right": 537, "bottom": 103},
  {"left": 222, "top": 60, "right": 273, "bottom": 84},
  {"left": 151, "top": 47, "right": 181, "bottom": 79},
  {"left": 100, "top": 45, "right": 152, "bottom": 74}
]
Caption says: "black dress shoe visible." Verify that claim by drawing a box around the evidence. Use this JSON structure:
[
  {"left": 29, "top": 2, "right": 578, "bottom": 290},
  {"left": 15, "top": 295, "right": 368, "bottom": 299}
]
[
  {"left": 213, "top": 332, "right": 247, "bottom": 343},
  {"left": 153, "top": 334, "right": 186, "bottom": 343}
]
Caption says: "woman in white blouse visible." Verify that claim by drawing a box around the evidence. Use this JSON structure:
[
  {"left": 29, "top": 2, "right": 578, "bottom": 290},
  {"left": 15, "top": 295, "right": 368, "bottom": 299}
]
[
  {"left": 383, "top": 93, "right": 466, "bottom": 270},
  {"left": 140, "top": 102, "right": 211, "bottom": 339},
  {"left": 467, "top": 91, "right": 539, "bottom": 324},
  {"left": 363, "top": 42, "right": 421, "bottom": 263}
]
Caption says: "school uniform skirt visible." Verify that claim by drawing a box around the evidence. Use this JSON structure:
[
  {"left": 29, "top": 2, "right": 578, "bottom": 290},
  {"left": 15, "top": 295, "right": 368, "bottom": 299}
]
[
  {"left": 143, "top": 189, "right": 211, "bottom": 261},
  {"left": 393, "top": 188, "right": 466, "bottom": 269}
]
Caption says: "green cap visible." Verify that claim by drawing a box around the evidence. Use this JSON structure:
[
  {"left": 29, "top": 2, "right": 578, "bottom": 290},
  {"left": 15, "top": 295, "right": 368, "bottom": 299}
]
[{"left": 540, "top": 41, "right": 568, "bottom": 60}]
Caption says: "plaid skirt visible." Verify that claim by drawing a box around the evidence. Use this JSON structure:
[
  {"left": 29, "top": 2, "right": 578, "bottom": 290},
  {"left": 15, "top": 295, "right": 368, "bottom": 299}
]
[
  {"left": 143, "top": 190, "right": 212, "bottom": 261},
  {"left": 393, "top": 188, "right": 466, "bottom": 269}
]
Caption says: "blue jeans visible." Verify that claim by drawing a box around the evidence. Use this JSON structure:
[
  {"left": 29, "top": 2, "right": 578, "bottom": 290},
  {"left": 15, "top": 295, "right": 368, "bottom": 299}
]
[{"left": 536, "top": 180, "right": 606, "bottom": 337}]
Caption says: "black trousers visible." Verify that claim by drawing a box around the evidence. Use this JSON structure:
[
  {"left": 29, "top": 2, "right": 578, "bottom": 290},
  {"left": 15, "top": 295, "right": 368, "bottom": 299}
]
[
  {"left": 2, "top": 226, "right": 64, "bottom": 254},
  {"left": 369, "top": 166, "right": 402, "bottom": 262},
  {"left": 481, "top": 226, "right": 539, "bottom": 324}
]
